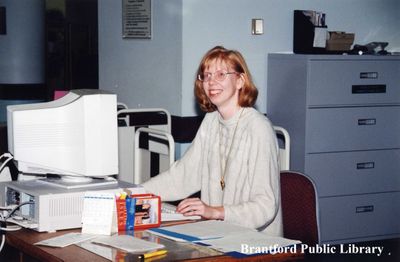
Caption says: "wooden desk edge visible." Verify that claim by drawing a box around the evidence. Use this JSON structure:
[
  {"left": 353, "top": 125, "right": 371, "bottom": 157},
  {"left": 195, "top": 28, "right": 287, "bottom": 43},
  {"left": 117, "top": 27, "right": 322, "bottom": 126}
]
[
  {"left": 6, "top": 232, "right": 63, "bottom": 262},
  {"left": 182, "top": 251, "right": 304, "bottom": 261},
  {"left": 5, "top": 225, "right": 303, "bottom": 262}
]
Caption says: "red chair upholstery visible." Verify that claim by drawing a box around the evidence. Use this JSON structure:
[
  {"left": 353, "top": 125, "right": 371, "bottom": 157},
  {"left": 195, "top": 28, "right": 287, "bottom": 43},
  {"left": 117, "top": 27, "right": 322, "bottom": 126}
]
[{"left": 280, "top": 171, "right": 319, "bottom": 245}]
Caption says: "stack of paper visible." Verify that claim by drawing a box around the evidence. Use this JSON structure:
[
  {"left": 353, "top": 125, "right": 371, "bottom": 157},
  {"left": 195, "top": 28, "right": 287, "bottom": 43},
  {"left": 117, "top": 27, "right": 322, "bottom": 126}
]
[
  {"left": 92, "top": 235, "right": 164, "bottom": 253},
  {"left": 34, "top": 233, "right": 98, "bottom": 248},
  {"left": 149, "top": 220, "right": 255, "bottom": 242},
  {"left": 148, "top": 220, "right": 301, "bottom": 256},
  {"left": 200, "top": 231, "right": 301, "bottom": 255}
]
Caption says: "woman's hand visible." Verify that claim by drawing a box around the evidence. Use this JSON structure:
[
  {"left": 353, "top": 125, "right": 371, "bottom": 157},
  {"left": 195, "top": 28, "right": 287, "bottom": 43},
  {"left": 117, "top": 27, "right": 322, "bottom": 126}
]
[{"left": 176, "top": 198, "right": 224, "bottom": 220}]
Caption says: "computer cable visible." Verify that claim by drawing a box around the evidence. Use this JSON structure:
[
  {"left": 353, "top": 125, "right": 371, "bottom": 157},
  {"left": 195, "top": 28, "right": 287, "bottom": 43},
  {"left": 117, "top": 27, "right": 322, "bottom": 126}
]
[
  {"left": 0, "top": 153, "right": 13, "bottom": 178},
  {"left": 4, "top": 201, "right": 35, "bottom": 220},
  {"left": 0, "top": 201, "right": 35, "bottom": 253},
  {"left": 0, "top": 213, "right": 20, "bottom": 253},
  {"left": 0, "top": 232, "right": 4, "bottom": 253}
]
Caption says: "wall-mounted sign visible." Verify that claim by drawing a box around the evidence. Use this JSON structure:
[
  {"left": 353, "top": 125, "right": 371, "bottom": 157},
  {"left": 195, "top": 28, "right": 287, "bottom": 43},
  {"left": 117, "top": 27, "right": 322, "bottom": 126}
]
[{"left": 122, "top": 0, "right": 151, "bottom": 39}]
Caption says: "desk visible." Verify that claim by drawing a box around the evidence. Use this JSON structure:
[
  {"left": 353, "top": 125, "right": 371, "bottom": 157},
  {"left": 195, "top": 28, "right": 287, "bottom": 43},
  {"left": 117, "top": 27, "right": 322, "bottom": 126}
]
[{"left": 5, "top": 225, "right": 302, "bottom": 262}]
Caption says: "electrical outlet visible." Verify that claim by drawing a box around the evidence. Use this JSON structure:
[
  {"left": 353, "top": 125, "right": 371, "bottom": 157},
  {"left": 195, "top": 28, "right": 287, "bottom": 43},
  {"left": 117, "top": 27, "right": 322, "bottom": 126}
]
[{"left": 252, "top": 19, "right": 263, "bottom": 35}]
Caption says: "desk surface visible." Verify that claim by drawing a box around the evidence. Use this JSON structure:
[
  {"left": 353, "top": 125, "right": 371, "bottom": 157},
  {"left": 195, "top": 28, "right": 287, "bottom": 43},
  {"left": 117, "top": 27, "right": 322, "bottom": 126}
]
[{"left": 6, "top": 224, "right": 302, "bottom": 262}]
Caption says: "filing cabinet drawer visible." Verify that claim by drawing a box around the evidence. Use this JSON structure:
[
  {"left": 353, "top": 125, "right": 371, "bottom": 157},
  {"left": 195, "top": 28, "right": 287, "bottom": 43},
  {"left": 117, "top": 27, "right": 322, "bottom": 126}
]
[
  {"left": 268, "top": 54, "right": 400, "bottom": 244},
  {"left": 305, "top": 150, "right": 400, "bottom": 196},
  {"left": 319, "top": 192, "right": 400, "bottom": 243},
  {"left": 306, "top": 106, "right": 400, "bottom": 153},
  {"left": 307, "top": 60, "right": 400, "bottom": 106}
]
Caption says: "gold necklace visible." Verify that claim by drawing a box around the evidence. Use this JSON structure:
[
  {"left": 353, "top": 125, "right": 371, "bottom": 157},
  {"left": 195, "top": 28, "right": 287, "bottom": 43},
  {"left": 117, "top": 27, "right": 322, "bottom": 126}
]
[{"left": 219, "top": 108, "right": 244, "bottom": 190}]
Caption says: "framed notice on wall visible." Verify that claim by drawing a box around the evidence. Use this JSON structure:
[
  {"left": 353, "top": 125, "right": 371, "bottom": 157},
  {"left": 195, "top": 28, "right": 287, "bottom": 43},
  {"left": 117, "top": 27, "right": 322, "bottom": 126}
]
[{"left": 122, "top": 0, "right": 152, "bottom": 39}]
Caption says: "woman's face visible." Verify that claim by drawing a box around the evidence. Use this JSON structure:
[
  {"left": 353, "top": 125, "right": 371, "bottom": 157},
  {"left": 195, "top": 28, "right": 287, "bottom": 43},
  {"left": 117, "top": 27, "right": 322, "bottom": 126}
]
[{"left": 202, "top": 60, "right": 243, "bottom": 112}]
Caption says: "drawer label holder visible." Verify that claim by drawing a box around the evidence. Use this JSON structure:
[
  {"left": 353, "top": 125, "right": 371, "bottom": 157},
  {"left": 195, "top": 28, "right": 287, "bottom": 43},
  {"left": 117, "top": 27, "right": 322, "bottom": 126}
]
[
  {"left": 352, "top": 85, "right": 386, "bottom": 94},
  {"left": 356, "top": 162, "right": 375, "bottom": 169},
  {"left": 356, "top": 205, "right": 374, "bottom": 213}
]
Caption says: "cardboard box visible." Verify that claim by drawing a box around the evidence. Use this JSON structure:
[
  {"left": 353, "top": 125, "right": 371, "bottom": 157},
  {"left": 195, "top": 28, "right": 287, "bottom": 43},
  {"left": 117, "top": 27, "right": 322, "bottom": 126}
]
[{"left": 326, "top": 31, "right": 354, "bottom": 51}]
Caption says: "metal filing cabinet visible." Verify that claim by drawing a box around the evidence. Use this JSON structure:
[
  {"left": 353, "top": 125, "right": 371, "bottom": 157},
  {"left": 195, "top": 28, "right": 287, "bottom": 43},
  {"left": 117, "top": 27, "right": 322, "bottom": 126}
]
[{"left": 267, "top": 54, "right": 400, "bottom": 244}]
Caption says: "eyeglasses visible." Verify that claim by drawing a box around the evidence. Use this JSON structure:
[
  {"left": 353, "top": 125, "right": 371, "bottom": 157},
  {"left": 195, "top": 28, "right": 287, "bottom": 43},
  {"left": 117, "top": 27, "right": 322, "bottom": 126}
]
[{"left": 197, "top": 70, "right": 238, "bottom": 82}]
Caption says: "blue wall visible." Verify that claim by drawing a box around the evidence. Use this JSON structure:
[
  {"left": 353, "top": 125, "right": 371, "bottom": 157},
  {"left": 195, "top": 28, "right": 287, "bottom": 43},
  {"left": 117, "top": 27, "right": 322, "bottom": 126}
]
[
  {"left": 0, "top": 0, "right": 45, "bottom": 84},
  {"left": 99, "top": 0, "right": 182, "bottom": 114},
  {"left": 99, "top": 0, "right": 400, "bottom": 116}
]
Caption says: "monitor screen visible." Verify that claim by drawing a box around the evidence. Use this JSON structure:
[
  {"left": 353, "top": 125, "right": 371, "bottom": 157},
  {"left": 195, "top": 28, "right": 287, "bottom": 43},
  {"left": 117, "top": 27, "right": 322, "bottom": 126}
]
[{"left": 7, "top": 89, "right": 119, "bottom": 180}]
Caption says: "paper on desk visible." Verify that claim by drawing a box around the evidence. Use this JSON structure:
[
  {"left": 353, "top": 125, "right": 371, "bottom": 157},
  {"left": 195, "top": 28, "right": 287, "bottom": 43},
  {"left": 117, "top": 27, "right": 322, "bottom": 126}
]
[
  {"left": 200, "top": 231, "right": 301, "bottom": 255},
  {"left": 91, "top": 235, "right": 164, "bottom": 253},
  {"left": 149, "top": 220, "right": 255, "bottom": 242},
  {"left": 34, "top": 232, "right": 98, "bottom": 248},
  {"left": 77, "top": 241, "right": 113, "bottom": 261}
]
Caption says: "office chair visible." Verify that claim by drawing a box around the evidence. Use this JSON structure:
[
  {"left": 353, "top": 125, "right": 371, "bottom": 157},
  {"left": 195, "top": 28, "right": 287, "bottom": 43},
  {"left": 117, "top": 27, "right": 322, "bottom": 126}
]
[
  {"left": 273, "top": 126, "right": 290, "bottom": 171},
  {"left": 117, "top": 108, "right": 172, "bottom": 184},
  {"left": 117, "top": 102, "right": 128, "bottom": 111},
  {"left": 134, "top": 127, "right": 175, "bottom": 184},
  {"left": 280, "top": 171, "right": 320, "bottom": 245}
]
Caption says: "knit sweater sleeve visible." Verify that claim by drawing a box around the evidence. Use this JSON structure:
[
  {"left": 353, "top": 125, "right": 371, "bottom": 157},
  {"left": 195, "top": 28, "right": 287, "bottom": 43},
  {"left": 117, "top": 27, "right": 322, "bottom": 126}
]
[
  {"left": 224, "top": 117, "right": 280, "bottom": 231},
  {"left": 142, "top": 115, "right": 210, "bottom": 201}
]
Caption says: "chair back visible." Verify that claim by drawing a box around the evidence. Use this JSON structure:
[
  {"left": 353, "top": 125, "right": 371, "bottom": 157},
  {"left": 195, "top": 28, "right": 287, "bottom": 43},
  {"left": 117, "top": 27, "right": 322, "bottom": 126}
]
[
  {"left": 273, "top": 126, "right": 290, "bottom": 171},
  {"left": 117, "top": 108, "right": 171, "bottom": 183},
  {"left": 280, "top": 171, "right": 319, "bottom": 245},
  {"left": 134, "top": 127, "right": 175, "bottom": 184}
]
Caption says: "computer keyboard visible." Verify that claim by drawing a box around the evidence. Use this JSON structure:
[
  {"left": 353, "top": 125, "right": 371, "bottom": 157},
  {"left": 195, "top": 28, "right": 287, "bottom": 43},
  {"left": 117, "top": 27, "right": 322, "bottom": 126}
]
[
  {"left": 161, "top": 202, "right": 179, "bottom": 214},
  {"left": 161, "top": 203, "right": 201, "bottom": 221}
]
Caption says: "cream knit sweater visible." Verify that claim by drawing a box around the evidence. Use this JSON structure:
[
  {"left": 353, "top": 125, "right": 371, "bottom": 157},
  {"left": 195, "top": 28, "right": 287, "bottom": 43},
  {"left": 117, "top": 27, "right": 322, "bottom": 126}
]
[{"left": 143, "top": 107, "right": 283, "bottom": 236}]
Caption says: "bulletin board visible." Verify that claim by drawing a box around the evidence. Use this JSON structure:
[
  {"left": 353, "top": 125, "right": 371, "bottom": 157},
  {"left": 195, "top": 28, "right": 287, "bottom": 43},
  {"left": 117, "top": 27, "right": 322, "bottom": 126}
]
[{"left": 122, "top": 0, "right": 152, "bottom": 39}]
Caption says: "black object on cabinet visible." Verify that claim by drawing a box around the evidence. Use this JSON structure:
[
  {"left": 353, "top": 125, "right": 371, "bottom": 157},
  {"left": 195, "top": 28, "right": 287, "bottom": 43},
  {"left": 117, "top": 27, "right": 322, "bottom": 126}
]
[
  {"left": 0, "top": 7, "right": 6, "bottom": 35},
  {"left": 293, "top": 10, "right": 327, "bottom": 54}
]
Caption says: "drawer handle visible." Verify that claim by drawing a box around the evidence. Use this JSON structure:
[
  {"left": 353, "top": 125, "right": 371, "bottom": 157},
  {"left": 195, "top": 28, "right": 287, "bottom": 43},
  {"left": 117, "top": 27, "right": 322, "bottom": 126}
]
[
  {"left": 358, "top": 118, "right": 376, "bottom": 125},
  {"left": 360, "top": 72, "right": 378, "bottom": 79},
  {"left": 352, "top": 84, "right": 386, "bottom": 94},
  {"left": 356, "top": 205, "right": 374, "bottom": 213},
  {"left": 356, "top": 162, "right": 375, "bottom": 169}
]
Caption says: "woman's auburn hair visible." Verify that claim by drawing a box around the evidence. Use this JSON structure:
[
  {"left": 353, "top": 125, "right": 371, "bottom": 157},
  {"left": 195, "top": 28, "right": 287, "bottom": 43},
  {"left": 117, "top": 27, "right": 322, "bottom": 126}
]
[{"left": 194, "top": 46, "right": 258, "bottom": 112}]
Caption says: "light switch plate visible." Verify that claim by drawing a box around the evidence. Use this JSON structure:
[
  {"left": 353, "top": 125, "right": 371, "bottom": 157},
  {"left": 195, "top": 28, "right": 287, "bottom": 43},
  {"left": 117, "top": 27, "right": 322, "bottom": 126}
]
[{"left": 252, "top": 19, "right": 263, "bottom": 35}]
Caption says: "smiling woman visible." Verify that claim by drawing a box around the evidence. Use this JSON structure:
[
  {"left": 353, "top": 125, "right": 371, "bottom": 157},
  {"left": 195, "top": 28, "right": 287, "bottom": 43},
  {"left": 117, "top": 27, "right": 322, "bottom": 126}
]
[
  {"left": 143, "top": 46, "right": 283, "bottom": 237},
  {"left": 194, "top": 46, "right": 258, "bottom": 118}
]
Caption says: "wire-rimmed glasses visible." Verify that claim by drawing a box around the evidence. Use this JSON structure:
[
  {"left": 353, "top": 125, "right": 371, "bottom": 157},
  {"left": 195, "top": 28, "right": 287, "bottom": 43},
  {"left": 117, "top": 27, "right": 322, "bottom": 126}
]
[{"left": 197, "top": 70, "right": 238, "bottom": 82}]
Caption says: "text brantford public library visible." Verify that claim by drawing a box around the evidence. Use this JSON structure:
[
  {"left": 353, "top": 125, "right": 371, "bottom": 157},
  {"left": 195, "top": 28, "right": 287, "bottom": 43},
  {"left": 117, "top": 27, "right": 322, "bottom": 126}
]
[{"left": 241, "top": 243, "right": 384, "bottom": 256}]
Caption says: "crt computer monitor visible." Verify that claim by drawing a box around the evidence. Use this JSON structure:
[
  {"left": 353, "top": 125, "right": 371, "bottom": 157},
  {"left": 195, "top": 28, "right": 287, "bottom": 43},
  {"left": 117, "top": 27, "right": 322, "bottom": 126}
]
[{"left": 7, "top": 89, "right": 119, "bottom": 183}]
